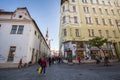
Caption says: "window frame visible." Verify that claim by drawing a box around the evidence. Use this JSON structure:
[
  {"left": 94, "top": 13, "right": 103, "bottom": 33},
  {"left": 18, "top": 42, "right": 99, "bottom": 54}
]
[
  {"left": 73, "top": 6, "right": 76, "bottom": 12},
  {"left": 10, "top": 25, "right": 18, "bottom": 34},
  {"left": 63, "top": 16, "right": 66, "bottom": 24},
  {"left": 75, "top": 29, "right": 79, "bottom": 37},
  {"left": 74, "top": 16, "right": 78, "bottom": 23},
  {"left": 64, "top": 29, "right": 67, "bottom": 36},
  {"left": 98, "top": 30, "right": 102, "bottom": 37},
  {"left": 17, "top": 25, "right": 24, "bottom": 34}
]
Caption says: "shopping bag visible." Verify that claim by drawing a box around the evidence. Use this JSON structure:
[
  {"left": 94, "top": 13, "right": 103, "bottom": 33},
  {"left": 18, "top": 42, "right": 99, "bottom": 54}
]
[{"left": 37, "top": 67, "right": 42, "bottom": 74}]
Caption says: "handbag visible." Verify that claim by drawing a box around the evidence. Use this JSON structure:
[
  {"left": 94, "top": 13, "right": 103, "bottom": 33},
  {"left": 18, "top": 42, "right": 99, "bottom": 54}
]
[{"left": 37, "top": 67, "right": 42, "bottom": 74}]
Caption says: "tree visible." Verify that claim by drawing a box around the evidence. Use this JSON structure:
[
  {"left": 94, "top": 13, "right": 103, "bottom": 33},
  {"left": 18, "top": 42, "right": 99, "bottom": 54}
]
[{"left": 89, "top": 37, "right": 108, "bottom": 57}]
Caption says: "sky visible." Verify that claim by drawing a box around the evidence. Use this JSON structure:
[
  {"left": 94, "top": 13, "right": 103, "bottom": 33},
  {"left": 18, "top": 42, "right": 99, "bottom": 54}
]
[{"left": 0, "top": 0, "right": 60, "bottom": 50}]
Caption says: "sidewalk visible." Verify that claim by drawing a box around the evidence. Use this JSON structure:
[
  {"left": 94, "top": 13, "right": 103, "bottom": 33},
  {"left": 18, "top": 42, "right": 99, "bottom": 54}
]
[
  {"left": 63, "top": 59, "right": 119, "bottom": 64},
  {"left": 0, "top": 63, "right": 18, "bottom": 68}
]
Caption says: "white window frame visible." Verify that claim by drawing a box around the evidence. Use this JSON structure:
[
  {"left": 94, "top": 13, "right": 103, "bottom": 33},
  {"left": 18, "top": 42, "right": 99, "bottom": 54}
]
[
  {"left": 74, "top": 16, "right": 78, "bottom": 23},
  {"left": 75, "top": 29, "right": 79, "bottom": 37},
  {"left": 113, "top": 30, "right": 117, "bottom": 38},
  {"left": 93, "top": 8, "right": 96, "bottom": 14},
  {"left": 63, "top": 6, "right": 65, "bottom": 12},
  {"left": 63, "top": 16, "right": 66, "bottom": 24},
  {"left": 95, "top": 18, "right": 100, "bottom": 25},
  {"left": 102, "top": 18, "right": 107, "bottom": 25},
  {"left": 106, "top": 30, "right": 110, "bottom": 38},
  {"left": 105, "top": 9, "right": 109, "bottom": 15},
  {"left": 99, "top": 8, "right": 103, "bottom": 14},
  {"left": 98, "top": 30, "right": 102, "bottom": 37},
  {"left": 109, "top": 19, "right": 113, "bottom": 26},
  {"left": 73, "top": 6, "right": 76, "bottom": 12},
  {"left": 64, "top": 29, "right": 67, "bottom": 36}
]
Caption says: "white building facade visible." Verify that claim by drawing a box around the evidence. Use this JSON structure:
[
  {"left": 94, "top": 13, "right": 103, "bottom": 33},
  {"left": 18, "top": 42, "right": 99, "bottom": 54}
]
[{"left": 0, "top": 8, "right": 50, "bottom": 67}]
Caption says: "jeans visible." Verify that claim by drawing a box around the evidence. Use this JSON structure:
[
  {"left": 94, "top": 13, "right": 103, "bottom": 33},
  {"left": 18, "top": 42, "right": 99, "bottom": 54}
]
[{"left": 41, "top": 66, "right": 46, "bottom": 74}]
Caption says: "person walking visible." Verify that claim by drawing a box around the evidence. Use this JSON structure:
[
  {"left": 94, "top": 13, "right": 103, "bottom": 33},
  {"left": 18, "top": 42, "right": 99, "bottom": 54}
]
[
  {"left": 77, "top": 56, "right": 81, "bottom": 64},
  {"left": 48, "top": 57, "right": 52, "bottom": 66},
  {"left": 104, "top": 56, "right": 109, "bottom": 66},
  {"left": 41, "top": 57, "right": 47, "bottom": 75},
  {"left": 38, "top": 58, "right": 42, "bottom": 67},
  {"left": 18, "top": 58, "right": 22, "bottom": 68},
  {"left": 95, "top": 56, "right": 100, "bottom": 64}
]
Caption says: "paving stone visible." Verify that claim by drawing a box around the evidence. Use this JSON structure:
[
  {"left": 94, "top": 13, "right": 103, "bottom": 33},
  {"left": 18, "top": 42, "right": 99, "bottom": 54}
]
[{"left": 0, "top": 62, "right": 120, "bottom": 80}]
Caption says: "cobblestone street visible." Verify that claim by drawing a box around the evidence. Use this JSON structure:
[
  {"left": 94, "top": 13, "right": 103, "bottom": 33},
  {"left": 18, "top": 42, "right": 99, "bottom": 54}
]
[{"left": 0, "top": 62, "right": 120, "bottom": 80}]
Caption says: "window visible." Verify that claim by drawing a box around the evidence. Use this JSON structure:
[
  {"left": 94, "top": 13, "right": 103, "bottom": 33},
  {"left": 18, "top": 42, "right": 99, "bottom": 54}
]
[
  {"left": 99, "top": 8, "right": 103, "bottom": 14},
  {"left": 106, "top": 30, "right": 110, "bottom": 38},
  {"left": 102, "top": 18, "right": 106, "bottom": 25},
  {"left": 102, "top": 1, "right": 105, "bottom": 5},
  {"left": 95, "top": 18, "right": 100, "bottom": 25},
  {"left": 72, "top": 0, "right": 75, "bottom": 2},
  {"left": 64, "top": 29, "right": 67, "bottom": 36},
  {"left": 0, "top": 24, "right": 1, "bottom": 29},
  {"left": 10, "top": 25, "right": 24, "bottom": 34},
  {"left": 75, "top": 29, "right": 79, "bottom": 37},
  {"left": 88, "top": 29, "right": 94, "bottom": 37},
  {"left": 93, "top": 8, "right": 96, "bottom": 14},
  {"left": 83, "top": 7, "right": 89, "bottom": 13},
  {"left": 7, "top": 46, "right": 16, "bottom": 62},
  {"left": 109, "top": 19, "right": 113, "bottom": 26},
  {"left": 63, "top": 16, "right": 66, "bottom": 24},
  {"left": 105, "top": 9, "right": 109, "bottom": 15},
  {"left": 96, "top": 0, "right": 99, "bottom": 4},
  {"left": 35, "top": 31, "right": 37, "bottom": 35},
  {"left": 111, "top": 10, "right": 115, "bottom": 15},
  {"left": 85, "top": 17, "right": 92, "bottom": 24},
  {"left": 98, "top": 30, "right": 102, "bottom": 37},
  {"left": 82, "top": 0, "right": 87, "bottom": 3},
  {"left": 90, "top": 0, "right": 93, "bottom": 4},
  {"left": 73, "top": 6, "right": 76, "bottom": 12},
  {"left": 108, "top": 1, "right": 111, "bottom": 6},
  {"left": 74, "top": 16, "right": 78, "bottom": 23},
  {"left": 17, "top": 25, "right": 24, "bottom": 34},
  {"left": 10, "top": 25, "right": 17, "bottom": 34},
  {"left": 114, "top": 2, "right": 117, "bottom": 6},
  {"left": 63, "top": 6, "right": 65, "bottom": 12},
  {"left": 38, "top": 35, "right": 39, "bottom": 39},
  {"left": 19, "top": 15, "right": 22, "bottom": 18},
  {"left": 117, "top": 9, "right": 120, "bottom": 16},
  {"left": 91, "top": 29, "right": 94, "bottom": 37},
  {"left": 113, "top": 30, "right": 117, "bottom": 38}
]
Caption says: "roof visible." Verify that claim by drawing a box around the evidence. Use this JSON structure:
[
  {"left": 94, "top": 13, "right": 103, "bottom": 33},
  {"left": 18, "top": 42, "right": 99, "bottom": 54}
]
[{"left": 0, "top": 11, "right": 13, "bottom": 15}]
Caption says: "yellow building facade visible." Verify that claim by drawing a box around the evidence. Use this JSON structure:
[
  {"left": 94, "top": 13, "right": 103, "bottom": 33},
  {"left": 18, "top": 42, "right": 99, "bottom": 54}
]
[{"left": 59, "top": 0, "right": 120, "bottom": 60}]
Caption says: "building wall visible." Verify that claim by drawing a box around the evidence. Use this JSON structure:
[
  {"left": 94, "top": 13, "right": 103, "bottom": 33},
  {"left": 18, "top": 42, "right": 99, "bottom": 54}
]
[
  {"left": 0, "top": 8, "right": 50, "bottom": 66},
  {"left": 59, "top": 0, "right": 120, "bottom": 59}
]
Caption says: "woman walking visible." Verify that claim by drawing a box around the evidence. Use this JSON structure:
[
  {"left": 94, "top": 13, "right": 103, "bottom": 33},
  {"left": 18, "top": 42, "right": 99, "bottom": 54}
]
[{"left": 41, "top": 57, "right": 47, "bottom": 75}]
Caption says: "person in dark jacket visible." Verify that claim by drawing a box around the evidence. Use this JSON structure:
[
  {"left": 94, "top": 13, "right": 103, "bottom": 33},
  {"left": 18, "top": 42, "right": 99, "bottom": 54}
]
[
  {"left": 104, "top": 56, "right": 109, "bottom": 66},
  {"left": 38, "top": 58, "right": 42, "bottom": 66},
  {"left": 18, "top": 58, "right": 22, "bottom": 68},
  {"left": 48, "top": 57, "right": 52, "bottom": 66}
]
